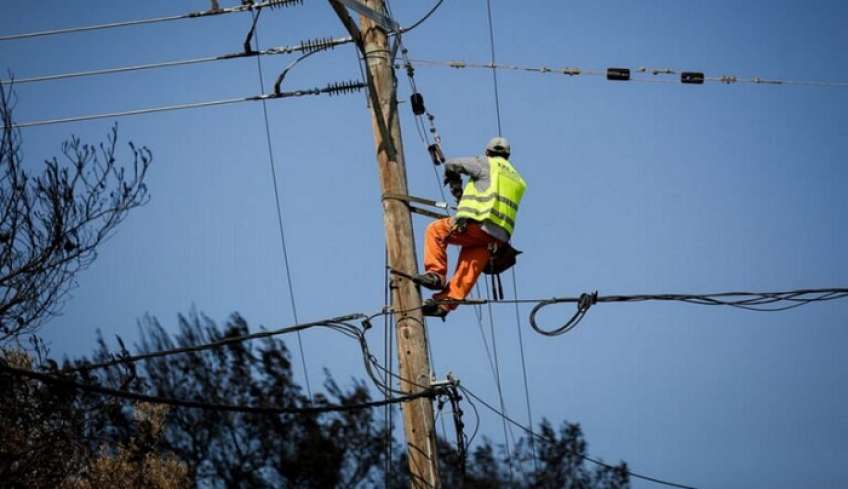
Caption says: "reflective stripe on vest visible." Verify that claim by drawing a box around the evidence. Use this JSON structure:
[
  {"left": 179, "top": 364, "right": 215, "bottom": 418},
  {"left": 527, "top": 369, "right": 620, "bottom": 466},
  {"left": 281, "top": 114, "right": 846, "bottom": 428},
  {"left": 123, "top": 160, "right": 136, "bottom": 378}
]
[{"left": 455, "top": 156, "right": 526, "bottom": 236}]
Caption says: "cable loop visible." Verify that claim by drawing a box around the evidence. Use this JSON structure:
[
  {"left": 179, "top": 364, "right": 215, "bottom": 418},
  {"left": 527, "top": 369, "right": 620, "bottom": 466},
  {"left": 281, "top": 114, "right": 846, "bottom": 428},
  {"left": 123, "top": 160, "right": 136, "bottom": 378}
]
[{"left": 529, "top": 290, "right": 598, "bottom": 336}]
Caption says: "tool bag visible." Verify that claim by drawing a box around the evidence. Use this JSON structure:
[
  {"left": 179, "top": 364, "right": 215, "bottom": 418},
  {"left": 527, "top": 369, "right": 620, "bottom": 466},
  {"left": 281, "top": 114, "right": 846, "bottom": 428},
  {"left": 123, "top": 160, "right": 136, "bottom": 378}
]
[{"left": 485, "top": 242, "right": 521, "bottom": 300}]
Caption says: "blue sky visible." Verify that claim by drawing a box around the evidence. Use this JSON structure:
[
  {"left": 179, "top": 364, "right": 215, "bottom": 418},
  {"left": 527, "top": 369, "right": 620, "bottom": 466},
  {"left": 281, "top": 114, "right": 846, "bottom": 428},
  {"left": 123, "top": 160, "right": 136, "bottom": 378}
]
[{"left": 2, "top": 1, "right": 847, "bottom": 488}]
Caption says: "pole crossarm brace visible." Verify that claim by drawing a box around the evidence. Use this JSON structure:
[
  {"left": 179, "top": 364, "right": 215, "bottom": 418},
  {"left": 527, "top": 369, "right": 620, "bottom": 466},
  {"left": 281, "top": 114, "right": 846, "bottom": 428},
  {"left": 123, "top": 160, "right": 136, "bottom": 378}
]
[
  {"left": 329, "top": 0, "right": 397, "bottom": 159},
  {"left": 334, "top": 0, "right": 399, "bottom": 32},
  {"left": 329, "top": 0, "right": 365, "bottom": 45}
]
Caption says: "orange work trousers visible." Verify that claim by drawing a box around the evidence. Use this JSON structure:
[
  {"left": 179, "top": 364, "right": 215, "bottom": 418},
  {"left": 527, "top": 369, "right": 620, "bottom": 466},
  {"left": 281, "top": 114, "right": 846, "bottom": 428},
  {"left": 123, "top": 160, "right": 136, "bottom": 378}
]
[{"left": 424, "top": 218, "right": 501, "bottom": 310}]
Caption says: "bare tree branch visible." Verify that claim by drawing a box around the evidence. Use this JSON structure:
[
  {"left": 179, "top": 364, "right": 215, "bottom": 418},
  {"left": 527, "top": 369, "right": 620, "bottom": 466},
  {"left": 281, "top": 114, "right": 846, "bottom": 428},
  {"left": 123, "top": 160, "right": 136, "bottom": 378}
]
[{"left": 0, "top": 81, "right": 152, "bottom": 342}]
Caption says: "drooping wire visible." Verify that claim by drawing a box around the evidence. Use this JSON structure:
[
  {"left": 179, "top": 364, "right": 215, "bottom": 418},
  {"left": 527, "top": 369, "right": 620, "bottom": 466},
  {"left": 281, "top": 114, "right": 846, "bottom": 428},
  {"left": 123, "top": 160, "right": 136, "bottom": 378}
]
[
  {"left": 458, "top": 384, "right": 698, "bottom": 489},
  {"left": 401, "top": 0, "right": 447, "bottom": 33},
  {"left": 250, "top": 12, "right": 313, "bottom": 399},
  {"left": 388, "top": 288, "right": 848, "bottom": 336},
  {"left": 272, "top": 40, "right": 342, "bottom": 95},
  {"left": 64, "top": 311, "right": 409, "bottom": 408},
  {"left": 0, "top": 360, "right": 441, "bottom": 416},
  {"left": 528, "top": 288, "right": 848, "bottom": 336},
  {"left": 63, "top": 313, "right": 370, "bottom": 374},
  {"left": 54, "top": 288, "right": 848, "bottom": 377}
]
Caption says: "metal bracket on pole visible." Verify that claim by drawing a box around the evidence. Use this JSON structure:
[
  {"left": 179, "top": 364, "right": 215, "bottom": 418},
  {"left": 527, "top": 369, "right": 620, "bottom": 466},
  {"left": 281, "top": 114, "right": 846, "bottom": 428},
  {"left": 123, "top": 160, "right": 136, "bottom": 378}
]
[
  {"left": 334, "top": 0, "right": 399, "bottom": 32},
  {"left": 430, "top": 372, "right": 459, "bottom": 389}
]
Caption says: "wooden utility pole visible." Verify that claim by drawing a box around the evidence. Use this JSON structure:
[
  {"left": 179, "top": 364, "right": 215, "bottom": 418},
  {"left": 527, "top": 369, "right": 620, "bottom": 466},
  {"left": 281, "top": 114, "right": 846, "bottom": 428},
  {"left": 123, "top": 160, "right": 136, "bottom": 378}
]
[{"left": 330, "top": 1, "right": 441, "bottom": 487}]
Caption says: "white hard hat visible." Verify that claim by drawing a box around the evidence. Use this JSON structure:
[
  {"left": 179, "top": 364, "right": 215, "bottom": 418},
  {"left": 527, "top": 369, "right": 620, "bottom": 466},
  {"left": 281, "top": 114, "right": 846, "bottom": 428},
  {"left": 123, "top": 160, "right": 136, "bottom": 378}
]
[{"left": 485, "top": 136, "right": 510, "bottom": 155}]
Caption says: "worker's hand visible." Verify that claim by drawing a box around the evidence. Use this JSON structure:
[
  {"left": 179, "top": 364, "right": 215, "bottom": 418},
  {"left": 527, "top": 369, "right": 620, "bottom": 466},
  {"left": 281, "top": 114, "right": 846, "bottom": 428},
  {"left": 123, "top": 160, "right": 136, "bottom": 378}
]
[
  {"left": 451, "top": 218, "right": 468, "bottom": 234},
  {"left": 449, "top": 182, "right": 463, "bottom": 201},
  {"left": 443, "top": 170, "right": 461, "bottom": 187}
]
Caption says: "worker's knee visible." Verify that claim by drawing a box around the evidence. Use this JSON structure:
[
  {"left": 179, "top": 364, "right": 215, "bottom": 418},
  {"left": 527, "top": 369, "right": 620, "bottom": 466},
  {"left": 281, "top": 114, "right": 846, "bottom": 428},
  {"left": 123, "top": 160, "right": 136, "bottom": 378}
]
[{"left": 426, "top": 218, "right": 450, "bottom": 237}]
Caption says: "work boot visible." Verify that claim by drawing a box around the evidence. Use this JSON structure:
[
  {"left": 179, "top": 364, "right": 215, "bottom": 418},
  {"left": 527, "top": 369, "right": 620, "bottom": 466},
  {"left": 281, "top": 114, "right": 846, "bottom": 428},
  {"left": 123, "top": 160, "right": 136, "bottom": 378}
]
[
  {"left": 412, "top": 272, "right": 444, "bottom": 291},
  {"left": 422, "top": 299, "right": 450, "bottom": 319}
]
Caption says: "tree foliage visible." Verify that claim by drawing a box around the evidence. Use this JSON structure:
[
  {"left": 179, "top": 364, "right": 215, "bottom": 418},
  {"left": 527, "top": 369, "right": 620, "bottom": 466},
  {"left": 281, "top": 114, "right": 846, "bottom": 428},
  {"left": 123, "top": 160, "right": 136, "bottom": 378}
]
[
  {"left": 0, "top": 348, "right": 188, "bottom": 489},
  {"left": 2, "top": 311, "right": 630, "bottom": 488},
  {"left": 0, "top": 83, "right": 151, "bottom": 342}
]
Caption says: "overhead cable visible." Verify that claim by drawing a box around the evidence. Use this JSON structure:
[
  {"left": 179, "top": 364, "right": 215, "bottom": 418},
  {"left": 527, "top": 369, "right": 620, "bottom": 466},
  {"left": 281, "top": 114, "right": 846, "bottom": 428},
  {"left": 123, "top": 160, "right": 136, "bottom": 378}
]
[
  {"left": 63, "top": 313, "right": 371, "bottom": 374},
  {"left": 481, "top": 0, "right": 538, "bottom": 471},
  {"left": 458, "top": 384, "right": 698, "bottom": 489},
  {"left": 10, "top": 80, "right": 366, "bottom": 129},
  {"left": 510, "top": 270, "right": 538, "bottom": 469},
  {"left": 405, "top": 59, "right": 848, "bottom": 88},
  {"left": 1, "top": 1, "right": 442, "bottom": 86},
  {"left": 250, "top": 13, "right": 313, "bottom": 398},
  {"left": 0, "top": 36, "right": 354, "bottom": 86},
  {"left": 61, "top": 287, "right": 847, "bottom": 374},
  {"left": 387, "top": 287, "right": 848, "bottom": 336},
  {"left": 527, "top": 288, "right": 848, "bottom": 336},
  {"left": 0, "top": 361, "right": 444, "bottom": 416},
  {"left": 484, "top": 0, "right": 503, "bottom": 136},
  {"left": 60, "top": 306, "right": 421, "bottom": 403},
  {"left": 0, "top": 0, "right": 303, "bottom": 42},
  {"left": 402, "top": 0, "right": 446, "bottom": 33},
  {"left": 483, "top": 280, "right": 516, "bottom": 480}
]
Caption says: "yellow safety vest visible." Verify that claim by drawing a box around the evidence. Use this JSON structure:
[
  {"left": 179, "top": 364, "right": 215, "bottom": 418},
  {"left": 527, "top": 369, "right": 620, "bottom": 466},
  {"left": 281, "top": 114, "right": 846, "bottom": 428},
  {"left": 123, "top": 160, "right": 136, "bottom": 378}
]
[{"left": 456, "top": 156, "right": 526, "bottom": 236}]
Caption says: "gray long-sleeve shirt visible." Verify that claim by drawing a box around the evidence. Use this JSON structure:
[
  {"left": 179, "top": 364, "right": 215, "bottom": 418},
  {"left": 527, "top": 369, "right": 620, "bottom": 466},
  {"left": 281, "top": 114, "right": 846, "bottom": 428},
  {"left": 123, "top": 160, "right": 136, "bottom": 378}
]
[{"left": 444, "top": 155, "right": 511, "bottom": 243}]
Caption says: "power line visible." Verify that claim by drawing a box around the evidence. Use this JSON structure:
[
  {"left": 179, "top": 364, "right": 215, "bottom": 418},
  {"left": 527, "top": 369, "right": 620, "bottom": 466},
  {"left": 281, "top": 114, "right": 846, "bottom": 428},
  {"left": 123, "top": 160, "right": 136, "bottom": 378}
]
[
  {"left": 0, "top": 0, "right": 303, "bottom": 42},
  {"left": 63, "top": 313, "right": 371, "bottom": 374},
  {"left": 484, "top": 0, "right": 503, "bottom": 136},
  {"left": 527, "top": 288, "right": 848, "bottom": 336},
  {"left": 60, "top": 303, "right": 423, "bottom": 404},
  {"left": 405, "top": 58, "right": 848, "bottom": 88},
  {"left": 1, "top": 0, "right": 445, "bottom": 86},
  {"left": 510, "top": 269, "right": 538, "bottom": 471},
  {"left": 476, "top": 1, "right": 517, "bottom": 476},
  {"left": 61, "top": 287, "right": 847, "bottom": 374},
  {"left": 481, "top": 0, "right": 535, "bottom": 473},
  {"left": 458, "top": 384, "right": 698, "bottom": 489},
  {"left": 389, "top": 287, "right": 848, "bottom": 336},
  {"left": 10, "top": 80, "right": 366, "bottom": 129},
  {"left": 403, "top": 0, "right": 446, "bottom": 33},
  {"left": 483, "top": 280, "right": 516, "bottom": 481},
  {"left": 0, "top": 36, "right": 354, "bottom": 86},
  {"left": 0, "top": 360, "right": 444, "bottom": 416},
  {"left": 251, "top": 14, "right": 314, "bottom": 399}
]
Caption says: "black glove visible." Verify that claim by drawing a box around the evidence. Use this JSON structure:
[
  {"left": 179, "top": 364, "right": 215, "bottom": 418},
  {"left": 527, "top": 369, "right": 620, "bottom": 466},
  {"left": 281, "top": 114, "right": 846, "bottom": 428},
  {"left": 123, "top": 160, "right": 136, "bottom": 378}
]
[
  {"left": 449, "top": 181, "right": 463, "bottom": 201},
  {"left": 443, "top": 169, "right": 461, "bottom": 187},
  {"left": 452, "top": 217, "right": 468, "bottom": 234}
]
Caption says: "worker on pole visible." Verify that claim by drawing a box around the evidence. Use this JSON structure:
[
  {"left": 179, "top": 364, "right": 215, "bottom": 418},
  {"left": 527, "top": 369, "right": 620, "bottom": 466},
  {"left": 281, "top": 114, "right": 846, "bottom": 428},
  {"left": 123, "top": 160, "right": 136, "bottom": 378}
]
[{"left": 415, "top": 137, "right": 527, "bottom": 318}]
